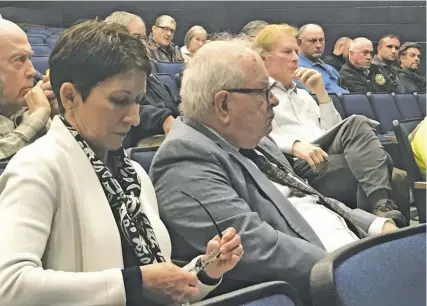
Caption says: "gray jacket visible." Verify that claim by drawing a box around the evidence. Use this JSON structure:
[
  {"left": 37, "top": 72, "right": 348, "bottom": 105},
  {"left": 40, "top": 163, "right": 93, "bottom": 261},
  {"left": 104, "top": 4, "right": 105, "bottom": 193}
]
[{"left": 150, "top": 117, "right": 376, "bottom": 302}]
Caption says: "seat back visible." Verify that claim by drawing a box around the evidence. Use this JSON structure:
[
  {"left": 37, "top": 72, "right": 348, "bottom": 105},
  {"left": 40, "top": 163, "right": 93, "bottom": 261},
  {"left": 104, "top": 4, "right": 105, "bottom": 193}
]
[
  {"left": 330, "top": 94, "right": 345, "bottom": 118},
  {"left": 155, "top": 73, "right": 179, "bottom": 98},
  {"left": 311, "top": 224, "right": 426, "bottom": 306},
  {"left": 415, "top": 93, "right": 426, "bottom": 116},
  {"left": 393, "top": 93, "right": 423, "bottom": 119},
  {"left": 46, "top": 37, "right": 58, "bottom": 50},
  {"left": 368, "top": 93, "right": 402, "bottom": 133},
  {"left": 155, "top": 61, "right": 185, "bottom": 76},
  {"left": 31, "top": 44, "right": 51, "bottom": 56},
  {"left": 192, "top": 281, "right": 302, "bottom": 306},
  {"left": 127, "top": 146, "right": 159, "bottom": 173},
  {"left": 340, "top": 94, "right": 375, "bottom": 119},
  {"left": 31, "top": 56, "right": 50, "bottom": 75},
  {"left": 27, "top": 35, "right": 45, "bottom": 44}
]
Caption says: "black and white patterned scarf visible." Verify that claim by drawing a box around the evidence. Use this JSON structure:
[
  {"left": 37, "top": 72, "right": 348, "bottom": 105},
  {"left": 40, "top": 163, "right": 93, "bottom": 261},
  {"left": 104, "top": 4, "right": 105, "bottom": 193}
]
[{"left": 60, "top": 115, "right": 165, "bottom": 265}]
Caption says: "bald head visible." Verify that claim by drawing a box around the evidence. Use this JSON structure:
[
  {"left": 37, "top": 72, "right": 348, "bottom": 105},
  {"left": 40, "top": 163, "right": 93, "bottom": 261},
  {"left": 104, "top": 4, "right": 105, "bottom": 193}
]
[
  {"left": 297, "top": 24, "right": 325, "bottom": 60},
  {"left": 333, "top": 37, "right": 352, "bottom": 57},
  {"left": 0, "top": 19, "right": 35, "bottom": 114},
  {"left": 348, "top": 37, "right": 373, "bottom": 69}
]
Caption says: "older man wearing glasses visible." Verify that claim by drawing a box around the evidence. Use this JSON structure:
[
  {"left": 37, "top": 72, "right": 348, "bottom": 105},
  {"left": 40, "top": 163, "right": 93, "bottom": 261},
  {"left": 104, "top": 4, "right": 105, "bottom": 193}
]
[
  {"left": 147, "top": 15, "right": 184, "bottom": 62},
  {"left": 150, "top": 38, "right": 400, "bottom": 305}
]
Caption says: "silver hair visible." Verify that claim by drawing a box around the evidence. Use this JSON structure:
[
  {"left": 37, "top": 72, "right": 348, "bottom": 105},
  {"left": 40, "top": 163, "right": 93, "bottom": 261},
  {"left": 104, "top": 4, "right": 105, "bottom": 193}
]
[
  {"left": 180, "top": 41, "right": 258, "bottom": 120},
  {"left": 105, "top": 11, "right": 143, "bottom": 27},
  {"left": 240, "top": 20, "right": 269, "bottom": 37},
  {"left": 349, "top": 37, "right": 372, "bottom": 52},
  {"left": 184, "top": 25, "right": 207, "bottom": 47},
  {"left": 297, "top": 23, "right": 323, "bottom": 39},
  {"left": 154, "top": 15, "right": 176, "bottom": 26}
]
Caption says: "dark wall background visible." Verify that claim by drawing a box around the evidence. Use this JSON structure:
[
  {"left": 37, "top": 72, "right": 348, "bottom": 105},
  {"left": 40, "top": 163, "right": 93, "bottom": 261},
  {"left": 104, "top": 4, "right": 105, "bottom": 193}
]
[{"left": 1, "top": 1, "right": 426, "bottom": 73}]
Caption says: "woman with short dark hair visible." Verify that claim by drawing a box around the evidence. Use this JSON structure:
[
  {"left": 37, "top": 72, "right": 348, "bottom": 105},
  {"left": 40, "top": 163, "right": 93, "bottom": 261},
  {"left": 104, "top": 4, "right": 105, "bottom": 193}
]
[{"left": 0, "top": 19, "right": 243, "bottom": 306}]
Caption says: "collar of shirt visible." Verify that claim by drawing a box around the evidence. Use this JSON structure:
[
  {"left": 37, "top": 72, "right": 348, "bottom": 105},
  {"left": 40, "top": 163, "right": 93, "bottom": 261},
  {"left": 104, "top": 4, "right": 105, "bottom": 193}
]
[
  {"left": 202, "top": 124, "right": 240, "bottom": 152},
  {"left": 269, "top": 76, "right": 298, "bottom": 94},
  {"left": 298, "top": 52, "right": 327, "bottom": 68}
]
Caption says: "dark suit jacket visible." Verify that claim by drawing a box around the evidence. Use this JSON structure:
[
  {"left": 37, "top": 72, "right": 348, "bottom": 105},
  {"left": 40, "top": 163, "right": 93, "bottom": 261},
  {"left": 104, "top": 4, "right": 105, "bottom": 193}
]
[{"left": 150, "top": 117, "right": 376, "bottom": 304}]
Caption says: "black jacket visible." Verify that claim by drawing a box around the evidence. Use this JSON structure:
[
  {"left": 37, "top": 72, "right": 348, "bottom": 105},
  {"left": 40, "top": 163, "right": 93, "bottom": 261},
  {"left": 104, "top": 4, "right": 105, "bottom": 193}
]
[
  {"left": 323, "top": 53, "right": 346, "bottom": 72},
  {"left": 123, "top": 74, "right": 180, "bottom": 148},
  {"left": 398, "top": 67, "right": 426, "bottom": 93},
  {"left": 340, "top": 61, "right": 405, "bottom": 93}
]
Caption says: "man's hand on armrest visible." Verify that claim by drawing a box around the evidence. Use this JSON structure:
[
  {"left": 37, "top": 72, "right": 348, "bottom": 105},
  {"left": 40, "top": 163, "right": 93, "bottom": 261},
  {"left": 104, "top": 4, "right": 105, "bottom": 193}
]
[{"left": 162, "top": 115, "right": 175, "bottom": 134}]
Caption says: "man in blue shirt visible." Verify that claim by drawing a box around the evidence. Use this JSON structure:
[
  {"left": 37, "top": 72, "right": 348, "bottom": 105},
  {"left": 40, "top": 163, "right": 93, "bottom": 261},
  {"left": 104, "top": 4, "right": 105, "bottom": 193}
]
[{"left": 296, "top": 24, "right": 349, "bottom": 94}]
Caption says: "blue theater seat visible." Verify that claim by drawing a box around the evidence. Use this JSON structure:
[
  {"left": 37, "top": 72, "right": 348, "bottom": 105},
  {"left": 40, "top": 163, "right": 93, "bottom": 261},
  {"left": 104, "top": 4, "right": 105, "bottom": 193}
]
[
  {"left": 311, "top": 224, "right": 426, "bottom": 306},
  {"left": 368, "top": 93, "right": 402, "bottom": 133},
  {"left": 28, "top": 35, "right": 45, "bottom": 45},
  {"left": 154, "top": 61, "right": 185, "bottom": 76},
  {"left": 415, "top": 93, "right": 426, "bottom": 116},
  {"left": 127, "top": 146, "right": 159, "bottom": 173},
  {"left": 31, "top": 56, "right": 49, "bottom": 75},
  {"left": 31, "top": 44, "right": 51, "bottom": 56},
  {"left": 340, "top": 94, "right": 375, "bottom": 120},
  {"left": 393, "top": 93, "right": 423, "bottom": 120},
  {"left": 330, "top": 94, "right": 345, "bottom": 118},
  {"left": 192, "top": 281, "right": 302, "bottom": 306},
  {"left": 46, "top": 37, "right": 58, "bottom": 50}
]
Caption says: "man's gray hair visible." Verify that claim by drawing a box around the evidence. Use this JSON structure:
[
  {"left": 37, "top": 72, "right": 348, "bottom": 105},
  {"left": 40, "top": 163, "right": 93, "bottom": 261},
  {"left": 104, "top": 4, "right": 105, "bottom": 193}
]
[
  {"left": 240, "top": 20, "right": 269, "bottom": 37},
  {"left": 154, "top": 15, "right": 176, "bottom": 26},
  {"left": 349, "top": 37, "right": 372, "bottom": 52},
  {"left": 105, "top": 11, "right": 142, "bottom": 27},
  {"left": 180, "top": 41, "right": 257, "bottom": 120}
]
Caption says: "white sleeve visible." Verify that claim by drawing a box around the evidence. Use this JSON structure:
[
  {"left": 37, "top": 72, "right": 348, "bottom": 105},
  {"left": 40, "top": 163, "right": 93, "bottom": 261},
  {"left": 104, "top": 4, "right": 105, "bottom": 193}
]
[
  {"left": 182, "top": 256, "right": 222, "bottom": 302},
  {"left": 0, "top": 153, "right": 126, "bottom": 306},
  {"left": 319, "top": 101, "right": 342, "bottom": 129}
]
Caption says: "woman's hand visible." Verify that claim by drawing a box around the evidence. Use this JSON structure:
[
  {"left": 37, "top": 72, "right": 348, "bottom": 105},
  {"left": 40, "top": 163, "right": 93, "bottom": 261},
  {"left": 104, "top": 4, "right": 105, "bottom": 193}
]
[
  {"left": 140, "top": 262, "right": 199, "bottom": 304},
  {"left": 203, "top": 227, "right": 243, "bottom": 279}
]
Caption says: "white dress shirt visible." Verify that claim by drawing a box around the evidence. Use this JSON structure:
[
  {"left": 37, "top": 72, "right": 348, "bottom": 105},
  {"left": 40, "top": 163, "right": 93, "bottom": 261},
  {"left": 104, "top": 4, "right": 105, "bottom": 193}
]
[{"left": 269, "top": 77, "right": 342, "bottom": 154}]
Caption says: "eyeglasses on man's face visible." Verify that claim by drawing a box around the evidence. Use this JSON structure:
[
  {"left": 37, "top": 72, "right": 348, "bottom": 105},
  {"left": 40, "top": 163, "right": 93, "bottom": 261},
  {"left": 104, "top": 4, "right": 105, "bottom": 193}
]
[
  {"left": 156, "top": 25, "right": 176, "bottom": 35},
  {"left": 225, "top": 87, "right": 275, "bottom": 102}
]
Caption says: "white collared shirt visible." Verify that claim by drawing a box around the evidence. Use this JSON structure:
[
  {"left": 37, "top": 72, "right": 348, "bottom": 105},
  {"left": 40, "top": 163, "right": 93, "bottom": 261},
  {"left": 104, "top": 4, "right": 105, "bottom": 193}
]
[{"left": 269, "top": 78, "right": 342, "bottom": 154}]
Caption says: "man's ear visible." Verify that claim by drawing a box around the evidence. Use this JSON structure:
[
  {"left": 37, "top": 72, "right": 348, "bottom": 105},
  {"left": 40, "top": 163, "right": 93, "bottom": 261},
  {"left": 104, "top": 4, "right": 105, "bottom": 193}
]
[
  {"left": 59, "top": 82, "right": 81, "bottom": 112},
  {"left": 297, "top": 38, "right": 302, "bottom": 46},
  {"left": 214, "top": 90, "right": 231, "bottom": 124}
]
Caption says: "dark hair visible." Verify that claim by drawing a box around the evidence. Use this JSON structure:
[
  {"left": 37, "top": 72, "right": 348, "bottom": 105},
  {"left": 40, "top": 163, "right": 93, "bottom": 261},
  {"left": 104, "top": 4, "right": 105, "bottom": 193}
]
[
  {"left": 399, "top": 42, "right": 421, "bottom": 56},
  {"left": 49, "top": 19, "right": 151, "bottom": 113},
  {"left": 378, "top": 34, "right": 400, "bottom": 46}
]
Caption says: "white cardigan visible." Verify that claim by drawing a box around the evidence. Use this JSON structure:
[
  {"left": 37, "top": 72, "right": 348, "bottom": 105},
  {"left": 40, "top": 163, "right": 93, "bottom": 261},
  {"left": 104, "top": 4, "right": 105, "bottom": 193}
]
[{"left": 0, "top": 116, "right": 217, "bottom": 306}]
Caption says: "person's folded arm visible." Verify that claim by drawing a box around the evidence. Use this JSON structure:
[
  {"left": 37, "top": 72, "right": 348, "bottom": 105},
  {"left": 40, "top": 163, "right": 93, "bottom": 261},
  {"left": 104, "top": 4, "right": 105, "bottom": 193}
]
[{"left": 0, "top": 152, "right": 127, "bottom": 306}]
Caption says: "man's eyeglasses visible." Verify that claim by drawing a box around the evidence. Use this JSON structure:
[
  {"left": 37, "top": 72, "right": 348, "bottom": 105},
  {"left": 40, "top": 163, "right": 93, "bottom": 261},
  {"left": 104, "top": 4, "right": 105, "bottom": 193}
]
[
  {"left": 226, "top": 87, "right": 275, "bottom": 102},
  {"left": 156, "top": 25, "right": 176, "bottom": 35}
]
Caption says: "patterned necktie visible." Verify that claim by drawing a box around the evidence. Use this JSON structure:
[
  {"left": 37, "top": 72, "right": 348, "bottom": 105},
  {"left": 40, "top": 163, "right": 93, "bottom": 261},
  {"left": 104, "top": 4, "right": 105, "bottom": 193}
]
[{"left": 240, "top": 148, "right": 364, "bottom": 238}]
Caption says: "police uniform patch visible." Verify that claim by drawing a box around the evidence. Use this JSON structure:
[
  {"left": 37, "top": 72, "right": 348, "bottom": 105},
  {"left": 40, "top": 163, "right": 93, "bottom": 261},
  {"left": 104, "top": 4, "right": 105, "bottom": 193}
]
[{"left": 374, "top": 73, "right": 386, "bottom": 85}]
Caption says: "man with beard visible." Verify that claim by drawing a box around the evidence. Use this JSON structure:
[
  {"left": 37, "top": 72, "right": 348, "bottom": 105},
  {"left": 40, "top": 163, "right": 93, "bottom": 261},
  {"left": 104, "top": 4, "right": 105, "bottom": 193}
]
[{"left": 398, "top": 42, "right": 426, "bottom": 93}]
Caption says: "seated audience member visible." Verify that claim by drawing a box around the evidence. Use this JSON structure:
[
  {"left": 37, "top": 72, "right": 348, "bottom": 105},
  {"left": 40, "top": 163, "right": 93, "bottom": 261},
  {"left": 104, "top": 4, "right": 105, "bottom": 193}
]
[
  {"left": 147, "top": 15, "right": 184, "bottom": 62},
  {"left": 323, "top": 36, "right": 352, "bottom": 72},
  {"left": 0, "top": 19, "right": 58, "bottom": 161},
  {"left": 105, "top": 11, "right": 147, "bottom": 37},
  {"left": 105, "top": 11, "right": 181, "bottom": 148},
  {"left": 0, "top": 20, "right": 243, "bottom": 306},
  {"left": 296, "top": 24, "right": 348, "bottom": 93},
  {"left": 371, "top": 34, "right": 406, "bottom": 93},
  {"left": 181, "top": 25, "right": 208, "bottom": 62},
  {"left": 252, "top": 25, "right": 406, "bottom": 225},
  {"left": 409, "top": 117, "right": 427, "bottom": 179},
  {"left": 149, "top": 39, "right": 400, "bottom": 305},
  {"left": 239, "top": 20, "right": 269, "bottom": 39},
  {"left": 398, "top": 42, "right": 426, "bottom": 93},
  {"left": 124, "top": 73, "right": 180, "bottom": 148}
]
